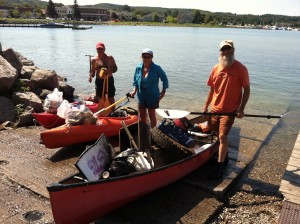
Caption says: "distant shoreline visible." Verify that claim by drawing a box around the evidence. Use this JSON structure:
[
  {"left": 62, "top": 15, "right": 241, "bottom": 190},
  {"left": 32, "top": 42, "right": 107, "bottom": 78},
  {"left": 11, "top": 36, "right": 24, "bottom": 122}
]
[
  {"left": 2, "top": 18, "right": 298, "bottom": 30},
  {"left": 0, "top": 19, "right": 268, "bottom": 30}
]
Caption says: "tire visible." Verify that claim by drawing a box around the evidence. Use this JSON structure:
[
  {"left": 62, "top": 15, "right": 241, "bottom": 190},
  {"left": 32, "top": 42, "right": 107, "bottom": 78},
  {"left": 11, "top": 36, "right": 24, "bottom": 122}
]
[{"left": 151, "top": 127, "right": 195, "bottom": 163}]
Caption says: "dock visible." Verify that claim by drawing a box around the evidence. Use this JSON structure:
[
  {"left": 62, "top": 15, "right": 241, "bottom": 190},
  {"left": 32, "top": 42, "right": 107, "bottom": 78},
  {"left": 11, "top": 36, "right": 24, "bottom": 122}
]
[
  {"left": 0, "top": 23, "right": 74, "bottom": 28},
  {"left": 279, "top": 132, "right": 300, "bottom": 223},
  {"left": 0, "top": 23, "right": 40, "bottom": 28}
]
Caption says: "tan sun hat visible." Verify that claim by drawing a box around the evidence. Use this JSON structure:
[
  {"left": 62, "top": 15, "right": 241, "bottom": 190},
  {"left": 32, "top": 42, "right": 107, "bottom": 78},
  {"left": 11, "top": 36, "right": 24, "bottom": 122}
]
[{"left": 220, "top": 40, "right": 234, "bottom": 50}]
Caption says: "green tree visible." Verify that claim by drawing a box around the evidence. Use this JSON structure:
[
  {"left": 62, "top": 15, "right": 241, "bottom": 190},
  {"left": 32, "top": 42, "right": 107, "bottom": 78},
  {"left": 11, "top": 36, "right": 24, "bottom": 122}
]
[
  {"left": 47, "top": 0, "right": 58, "bottom": 18},
  {"left": 111, "top": 12, "right": 118, "bottom": 21},
  {"left": 166, "top": 15, "right": 177, "bottom": 23},
  {"left": 204, "top": 14, "right": 213, "bottom": 24},
  {"left": 192, "top": 10, "right": 203, "bottom": 24},
  {"left": 10, "top": 9, "right": 20, "bottom": 18},
  {"left": 153, "top": 13, "right": 159, "bottom": 22},
  {"left": 73, "top": 0, "right": 81, "bottom": 20},
  {"left": 172, "top": 10, "right": 178, "bottom": 17},
  {"left": 122, "top": 4, "right": 131, "bottom": 12}
]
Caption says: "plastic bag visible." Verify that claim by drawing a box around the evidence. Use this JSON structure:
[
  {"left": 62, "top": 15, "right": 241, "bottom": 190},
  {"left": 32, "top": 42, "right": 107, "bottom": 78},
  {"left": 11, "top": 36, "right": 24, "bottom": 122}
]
[
  {"left": 108, "top": 148, "right": 153, "bottom": 177},
  {"left": 43, "top": 88, "right": 63, "bottom": 114},
  {"left": 65, "top": 102, "right": 97, "bottom": 126},
  {"left": 57, "top": 100, "right": 71, "bottom": 119}
]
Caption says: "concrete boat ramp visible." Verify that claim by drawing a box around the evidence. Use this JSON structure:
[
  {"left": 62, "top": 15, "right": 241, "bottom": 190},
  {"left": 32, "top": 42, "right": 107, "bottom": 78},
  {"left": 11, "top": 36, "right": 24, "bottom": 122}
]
[{"left": 0, "top": 113, "right": 299, "bottom": 223}]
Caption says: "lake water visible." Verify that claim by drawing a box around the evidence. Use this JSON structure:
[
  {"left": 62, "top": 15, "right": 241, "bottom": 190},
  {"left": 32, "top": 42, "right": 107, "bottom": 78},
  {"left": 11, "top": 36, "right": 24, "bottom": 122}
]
[{"left": 1, "top": 25, "right": 300, "bottom": 116}]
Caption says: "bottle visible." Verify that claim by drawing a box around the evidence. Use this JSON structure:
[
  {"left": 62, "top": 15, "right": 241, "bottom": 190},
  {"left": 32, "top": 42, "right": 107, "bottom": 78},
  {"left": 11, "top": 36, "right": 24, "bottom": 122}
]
[{"left": 102, "top": 171, "right": 110, "bottom": 179}]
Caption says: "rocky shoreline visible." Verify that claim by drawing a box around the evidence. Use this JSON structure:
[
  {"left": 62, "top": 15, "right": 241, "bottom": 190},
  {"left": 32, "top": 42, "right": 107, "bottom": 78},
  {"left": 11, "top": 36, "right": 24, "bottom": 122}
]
[{"left": 0, "top": 43, "right": 75, "bottom": 128}]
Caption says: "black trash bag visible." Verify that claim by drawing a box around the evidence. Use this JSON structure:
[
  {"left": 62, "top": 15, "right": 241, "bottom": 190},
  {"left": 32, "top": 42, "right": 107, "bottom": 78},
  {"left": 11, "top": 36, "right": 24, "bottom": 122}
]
[{"left": 109, "top": 158, "right": 137, "bottom": 177}]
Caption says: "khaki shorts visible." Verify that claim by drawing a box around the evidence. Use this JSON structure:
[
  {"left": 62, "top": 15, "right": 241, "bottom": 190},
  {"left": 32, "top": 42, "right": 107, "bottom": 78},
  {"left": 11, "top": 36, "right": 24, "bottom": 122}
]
[{"left": 208, "top": 115, "right": 235, "bottom": 135}]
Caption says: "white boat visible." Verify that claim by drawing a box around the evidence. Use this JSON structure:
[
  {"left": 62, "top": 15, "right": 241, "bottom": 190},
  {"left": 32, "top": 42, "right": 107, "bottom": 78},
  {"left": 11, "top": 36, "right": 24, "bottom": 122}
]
[{"left": 72, "top": 25, "right": 92, "bottom": 30}]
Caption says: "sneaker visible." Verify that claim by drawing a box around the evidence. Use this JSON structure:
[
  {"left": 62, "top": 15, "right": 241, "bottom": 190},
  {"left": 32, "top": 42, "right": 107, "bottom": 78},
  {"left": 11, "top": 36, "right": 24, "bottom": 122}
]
[
  {"left": 207, "top": 162, "right": 226, "bottom": 180},
  {"left": 224, "top": 153, "right": 229, "bottom": 166},
  {"left": 209, "top": 152, "right": 229, "bottom": 166}
]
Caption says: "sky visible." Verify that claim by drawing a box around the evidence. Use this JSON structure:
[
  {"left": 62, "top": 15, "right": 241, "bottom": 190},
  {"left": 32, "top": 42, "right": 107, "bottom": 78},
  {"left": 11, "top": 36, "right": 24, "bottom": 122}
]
[{"left": 52, "top": 0, "right": 300, "bottom": 16}]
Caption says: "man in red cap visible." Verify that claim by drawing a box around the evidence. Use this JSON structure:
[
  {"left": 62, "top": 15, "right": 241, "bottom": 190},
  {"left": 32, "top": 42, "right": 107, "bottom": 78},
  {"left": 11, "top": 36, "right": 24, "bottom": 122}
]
[
  {"left": 89, "top": 42, "right": 118, "bottom": 105},
  {"left": 203, "top": 40, "right": 250, "bottom": 180}
]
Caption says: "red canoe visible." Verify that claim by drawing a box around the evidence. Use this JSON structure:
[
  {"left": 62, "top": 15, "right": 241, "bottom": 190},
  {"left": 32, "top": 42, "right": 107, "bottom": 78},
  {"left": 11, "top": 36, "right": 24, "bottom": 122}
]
[
  {"left": 40, "top": 115, "right": 138, "bottom": 148},
  {"left": 46, "top": 122, "right": 219, "bottom": 224},
  {"left": 32, "top": 101, "right": 99, "bottom": 129}
]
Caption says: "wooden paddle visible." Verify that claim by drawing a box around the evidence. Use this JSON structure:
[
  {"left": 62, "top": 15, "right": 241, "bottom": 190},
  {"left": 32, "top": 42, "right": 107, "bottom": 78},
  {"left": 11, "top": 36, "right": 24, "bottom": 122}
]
[
  {"left": 156, "top": 109, "right": 300, "bottom": 127},
  {"left": 94, "top": 93, "right": 131, "bottom": 116},
  {"left": 97, "top": 76, "right": 111, "bottom": 116}
]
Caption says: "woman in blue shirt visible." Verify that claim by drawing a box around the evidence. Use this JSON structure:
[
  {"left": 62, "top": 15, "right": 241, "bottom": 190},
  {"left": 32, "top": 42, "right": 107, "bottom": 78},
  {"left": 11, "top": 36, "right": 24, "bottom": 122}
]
[{"left": 130, "top": 48, "right": 169, "bottom": 128}]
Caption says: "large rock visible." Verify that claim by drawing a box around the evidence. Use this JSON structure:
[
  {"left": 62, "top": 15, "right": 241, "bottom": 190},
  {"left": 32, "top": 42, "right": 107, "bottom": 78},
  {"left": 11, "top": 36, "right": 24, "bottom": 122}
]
[
  {"left": 35, "top": 88, "right": 52, "bottom": 100},
  {"left": 12, "top": 92, "right": 43, "bottom": 113},
  {"left": 21, "top": 59, "right": 34, "bottom": 66},
  {"left": 59, "top": 81, "right": 75, "bottom": 101},
  {"left": 3, "top": 48, "right": 23, "bottom": 75},
  {"left": 30, "top": 69, "right": 59, "bottom": 91},
  {"left": 16, "top": 106, "right": 34, "bottom": 127},
  {"left": 0, "top": 55, "right": 18, "bottom": 92},
  {"left": 15, "top": 51, "right": 34, "bottom": 66},
  {"left": 20, "top": 65, "right": 37, "bottom": 80},
  {"left": 0, "top": 96, "right": 16, "bottom": 122}
]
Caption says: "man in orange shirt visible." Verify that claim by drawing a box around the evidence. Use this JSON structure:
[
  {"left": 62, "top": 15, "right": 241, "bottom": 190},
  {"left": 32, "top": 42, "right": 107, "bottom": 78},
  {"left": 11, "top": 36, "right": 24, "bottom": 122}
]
[{"left": 203, "top": 40, "right": 250, "bottom": 180}]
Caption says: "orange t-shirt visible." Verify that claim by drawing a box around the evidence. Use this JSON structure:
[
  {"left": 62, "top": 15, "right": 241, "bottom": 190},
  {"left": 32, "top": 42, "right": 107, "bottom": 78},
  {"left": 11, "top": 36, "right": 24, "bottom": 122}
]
[{"left": 207, "top": 60, "right": 250, "bottom": 113}]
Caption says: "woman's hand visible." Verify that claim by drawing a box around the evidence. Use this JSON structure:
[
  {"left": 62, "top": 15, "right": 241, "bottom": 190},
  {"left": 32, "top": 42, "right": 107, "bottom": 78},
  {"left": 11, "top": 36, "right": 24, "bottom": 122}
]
[
  {"left": 159, "top": 91, "right": 165, "bottom": 100},
  {"left": 130, "top": 91, "right": 136, "bottom": 98}
]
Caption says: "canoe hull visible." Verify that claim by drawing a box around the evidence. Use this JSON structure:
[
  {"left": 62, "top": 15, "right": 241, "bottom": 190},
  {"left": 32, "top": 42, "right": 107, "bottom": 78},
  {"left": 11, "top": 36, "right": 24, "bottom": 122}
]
[
  {"left": 32, "top": 112, "right": 65, "bottom": 129},
  {"left": 40, "top": 115, "right": 138, "bottom": 148},
  {"left": 47, "top": 140, "right": 219, "bottom": 224}
]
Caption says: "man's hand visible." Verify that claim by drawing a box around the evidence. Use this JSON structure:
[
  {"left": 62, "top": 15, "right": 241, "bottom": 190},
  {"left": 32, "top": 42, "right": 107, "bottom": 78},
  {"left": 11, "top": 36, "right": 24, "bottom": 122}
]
[{"left": 236, "top": 109, "right": 244, "bottom": 118}]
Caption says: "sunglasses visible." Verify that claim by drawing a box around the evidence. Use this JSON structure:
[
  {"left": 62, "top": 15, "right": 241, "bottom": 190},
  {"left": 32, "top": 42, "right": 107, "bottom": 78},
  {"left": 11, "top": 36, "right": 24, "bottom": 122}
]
[
  {"left": 220, "top": 46, "right": 232, "bottom": 52},
  {"left": 142, "top": 55, "right": 152, "bottom": 59}
]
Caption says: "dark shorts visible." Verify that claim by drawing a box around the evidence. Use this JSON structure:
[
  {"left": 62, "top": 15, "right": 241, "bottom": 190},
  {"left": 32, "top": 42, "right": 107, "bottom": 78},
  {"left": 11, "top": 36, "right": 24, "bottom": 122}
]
[
  {"left": 95, "top": 76, "right": 116, "bottom": 98},
  {"left": 138, "top": 101, "right": 159, "bottom": 109},
  {"left": 208, "top": 115, "right": 235, "bottom": 136}
]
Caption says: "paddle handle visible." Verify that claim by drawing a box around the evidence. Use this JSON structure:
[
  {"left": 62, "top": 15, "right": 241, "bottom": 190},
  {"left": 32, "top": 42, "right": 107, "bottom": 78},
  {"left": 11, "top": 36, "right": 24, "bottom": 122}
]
[
  {"left": 93, "top": 94, "right": 130, "bottom": 116},
  {"left": 190, "top": 112, "right": 281, "bottom": 119},
  {"left": 121, "top": 121, "right": 138, "bottom": 149}
]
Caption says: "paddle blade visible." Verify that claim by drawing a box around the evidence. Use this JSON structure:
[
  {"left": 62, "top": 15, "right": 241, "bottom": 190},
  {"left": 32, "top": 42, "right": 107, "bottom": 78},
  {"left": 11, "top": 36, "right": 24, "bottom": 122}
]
[
  {"left": 156, "top": 109, "right": 190, "bottom": 119},
  {"left": 97, "top": 98, "right": 111, "bottom": 116}
]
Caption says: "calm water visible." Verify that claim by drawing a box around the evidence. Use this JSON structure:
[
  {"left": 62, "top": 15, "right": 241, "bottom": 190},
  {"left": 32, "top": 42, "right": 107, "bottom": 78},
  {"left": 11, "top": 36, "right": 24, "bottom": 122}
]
[{"left": 1, "top": 26, "right": 300, "bottom": 115}]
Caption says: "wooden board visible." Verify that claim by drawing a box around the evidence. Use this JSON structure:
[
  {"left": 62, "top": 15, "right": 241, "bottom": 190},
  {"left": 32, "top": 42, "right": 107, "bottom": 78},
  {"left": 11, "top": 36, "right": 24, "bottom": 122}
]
[{"left": 279, "top": 132, "right": 300, "bottom": 204}]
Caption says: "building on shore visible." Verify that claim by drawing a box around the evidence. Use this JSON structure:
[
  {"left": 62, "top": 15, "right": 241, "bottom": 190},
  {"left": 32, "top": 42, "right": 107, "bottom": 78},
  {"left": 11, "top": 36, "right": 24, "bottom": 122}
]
[{"left": 55, "top": 6, "right": 109, "bottom": 21}]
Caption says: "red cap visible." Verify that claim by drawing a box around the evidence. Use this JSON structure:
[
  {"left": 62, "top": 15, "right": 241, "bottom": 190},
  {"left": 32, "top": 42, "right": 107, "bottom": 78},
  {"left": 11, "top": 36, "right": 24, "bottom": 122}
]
[{"left": 96, "top": 42, "right": 105, "bottom": 50}]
